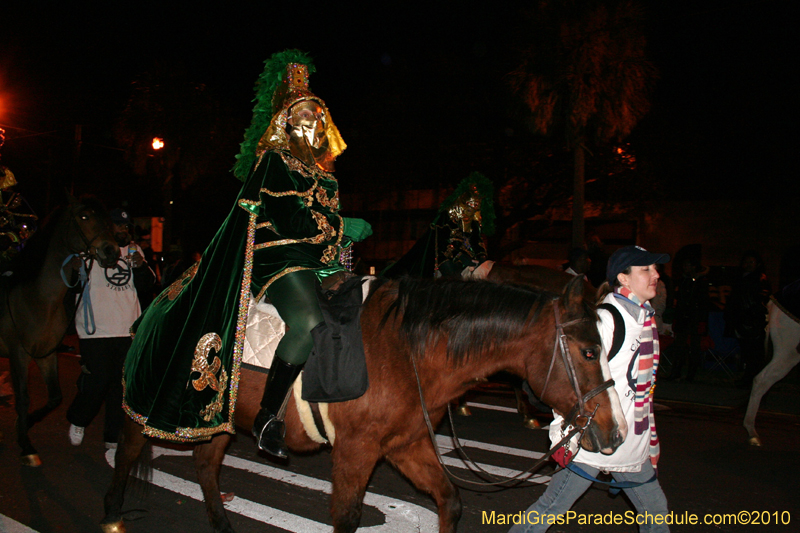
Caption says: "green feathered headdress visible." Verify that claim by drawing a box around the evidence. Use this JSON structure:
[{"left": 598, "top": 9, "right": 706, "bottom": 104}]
[
  {"left": 231, "top": 50, "right": 316, "bottom": 180},
  {"left": 440, "top": 172, "right": 496, "bottom": 236}
]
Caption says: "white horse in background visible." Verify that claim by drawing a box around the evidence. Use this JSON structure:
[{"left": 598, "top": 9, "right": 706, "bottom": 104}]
[{"left": 743, "top": 299, "right": 800, "bottom": 446}]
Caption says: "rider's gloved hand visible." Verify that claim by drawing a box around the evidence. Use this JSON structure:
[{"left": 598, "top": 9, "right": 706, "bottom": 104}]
[{"left": 342, "top": 218, "right": 373, "bottom": 243}]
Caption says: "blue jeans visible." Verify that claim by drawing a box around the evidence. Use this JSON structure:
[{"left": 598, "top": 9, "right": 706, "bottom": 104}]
[{"left": 508, "top": 461, "right": 669, "bottom": 533}]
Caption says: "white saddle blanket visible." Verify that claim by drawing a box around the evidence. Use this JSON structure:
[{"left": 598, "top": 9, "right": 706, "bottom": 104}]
[{"left": 242, "top": 299, "right": 285, "bottom": 370}]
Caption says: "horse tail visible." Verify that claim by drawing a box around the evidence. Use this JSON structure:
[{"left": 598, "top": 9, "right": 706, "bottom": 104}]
[{"left": 127, "top": 440, "right": 154, "bottom": 502}]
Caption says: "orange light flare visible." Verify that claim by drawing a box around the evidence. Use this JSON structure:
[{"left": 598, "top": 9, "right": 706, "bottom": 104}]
[
  {"left": 152, "top": 137, "right": 165, "bottom": 150},
  {"left": 615, "top": 145, "right": 637, "bottom": 169}
]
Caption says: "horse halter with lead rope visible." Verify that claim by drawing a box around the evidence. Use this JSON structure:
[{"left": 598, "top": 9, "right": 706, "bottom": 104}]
[
  {"left": 412, "top": 296, "right": 615, "bottom": 487},
  {"left": 6, "top": 203, "right": 109, "bottom": 358}
]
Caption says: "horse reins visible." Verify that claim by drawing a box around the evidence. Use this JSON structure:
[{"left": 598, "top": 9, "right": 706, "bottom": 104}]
[
  {"left": 412, "top": 296, "right": 614, "bottom": 487},
  {"left": 5, "top": 205, "right": 108, "bottom": 359}
]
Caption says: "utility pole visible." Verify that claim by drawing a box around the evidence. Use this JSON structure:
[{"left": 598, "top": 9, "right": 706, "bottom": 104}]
[{"left": 71, "top": 124, "right": 82, "bottom": 194}]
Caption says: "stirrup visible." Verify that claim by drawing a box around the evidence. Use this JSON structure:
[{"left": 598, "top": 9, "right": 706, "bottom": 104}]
[{"left": 253, "top": 410, "right": 288, "bottom": 459}]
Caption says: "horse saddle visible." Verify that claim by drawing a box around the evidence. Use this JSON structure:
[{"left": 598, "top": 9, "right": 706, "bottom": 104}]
[{"left": 242, "top": 273, "right": 374, "bottom": 403}]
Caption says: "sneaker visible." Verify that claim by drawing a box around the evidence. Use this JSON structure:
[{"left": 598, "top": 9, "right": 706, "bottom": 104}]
[
  {"left": 69, "top": 424, "right": 85, "bottom": 446},
  {"left": 105, "top": 442, "right": 117, "bottom": 450}
]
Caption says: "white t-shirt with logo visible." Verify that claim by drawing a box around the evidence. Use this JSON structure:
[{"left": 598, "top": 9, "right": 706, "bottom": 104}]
[{"left": 75, "top": 243, "right": 143, "bottom": 339}]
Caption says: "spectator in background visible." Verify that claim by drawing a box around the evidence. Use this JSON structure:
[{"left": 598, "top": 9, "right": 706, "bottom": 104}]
[
  {"left": 563, "top": 247, "right": 592, "bottom": 285},
  {"left": 586, "top": 234, "right": 609, "bottom": 288},
  {"left": 666, "top": 247, "right": 710, "bottom": 383},
  {"left": 652, "top": 263, "right": 672, "bottom": 336},
  {"left": 66, "top": 208, "right": 154, "bottom": 449},
  {"left": 725, "top": 250, "right": 771, "bottom": 388}
]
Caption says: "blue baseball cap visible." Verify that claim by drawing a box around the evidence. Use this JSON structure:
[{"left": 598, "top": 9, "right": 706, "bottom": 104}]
[{"left": 606, "top": 245, "right": 670, "bottom": 283}]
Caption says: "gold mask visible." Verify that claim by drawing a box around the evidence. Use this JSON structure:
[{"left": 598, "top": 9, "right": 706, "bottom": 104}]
[
  {"left": 448, "top": 185, "right": 482, "bottom": 233},
  {"left": 287, "top": 100, "right": 335, "bottom": 172},
  {"left": 255, "top": 62, "right": 346, "bottom": 173}
]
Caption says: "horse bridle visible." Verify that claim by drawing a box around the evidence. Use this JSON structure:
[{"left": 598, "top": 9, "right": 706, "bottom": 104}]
[
  {"left": 541, "top": 298, "right": 615, "bottom": 430},
  {"left": 65, "top": 203, "right": 110, "bottom": 259},
  {"left": 411, "top": 295, "right": 615, "bottom": 487}
]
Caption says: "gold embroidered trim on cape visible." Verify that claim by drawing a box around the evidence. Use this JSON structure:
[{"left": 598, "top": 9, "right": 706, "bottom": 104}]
[{"left": 122, "top": 212, "right": 258, "bottom": 442}]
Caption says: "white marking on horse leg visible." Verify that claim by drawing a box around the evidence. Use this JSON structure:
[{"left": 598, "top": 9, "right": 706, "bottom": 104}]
[
  {"left": 743, "top": 303, "right": 800, "bottom": 442},
  {"left": 0, "top": 514, "right": 39, "bottom": 533}
]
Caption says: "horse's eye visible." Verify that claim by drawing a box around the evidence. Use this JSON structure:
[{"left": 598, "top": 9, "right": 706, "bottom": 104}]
[{"left": 582, "top": 347, "right": 598, "bottom": 360}]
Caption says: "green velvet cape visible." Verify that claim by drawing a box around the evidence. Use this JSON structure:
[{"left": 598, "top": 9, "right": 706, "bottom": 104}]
[{"left": 123, "top": 150, "right": 345, "bottom": 442}]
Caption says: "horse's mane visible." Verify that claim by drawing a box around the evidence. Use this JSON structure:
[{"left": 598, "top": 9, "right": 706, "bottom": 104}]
[{"left": 383, "top": 277, "right": 553, "bottom": 363}]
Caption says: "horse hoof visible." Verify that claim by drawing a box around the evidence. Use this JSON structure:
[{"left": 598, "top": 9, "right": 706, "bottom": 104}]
[
  {"left": 21, "top": 454, "right": 42, "bottom": 467},
  {"left": 100, "top": 521, "right": 126, "bottom": 533},
  {"left": 748, "top": 437, "right": 762, "bottom": 447},
  {"left": 523, "top": 418, "right": 541, "bottom": 429},
  {"left": 455, "top": 405, "right": 472, "bottom": 416}
]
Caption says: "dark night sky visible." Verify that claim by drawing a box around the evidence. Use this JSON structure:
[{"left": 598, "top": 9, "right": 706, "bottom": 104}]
[{"left": 1, "top": 1, "right": 796, "bottom": 221}]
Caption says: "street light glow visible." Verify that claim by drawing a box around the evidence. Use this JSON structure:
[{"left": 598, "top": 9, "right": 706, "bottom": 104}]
[{"left": 152, "top": 137, "right": 164, "bottom": 150}]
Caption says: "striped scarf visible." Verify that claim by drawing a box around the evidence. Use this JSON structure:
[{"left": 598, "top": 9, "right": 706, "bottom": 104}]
[{"left": 615, "top": 287, "right": 661, "bottom": 467}]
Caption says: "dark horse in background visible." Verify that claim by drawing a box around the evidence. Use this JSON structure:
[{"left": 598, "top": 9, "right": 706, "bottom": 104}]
[
  {"left": 102, "top": 275, "right": 625, "bottom": 533},
  {"left": 0, "top": 196, "right": 119, "bottom": 465}
]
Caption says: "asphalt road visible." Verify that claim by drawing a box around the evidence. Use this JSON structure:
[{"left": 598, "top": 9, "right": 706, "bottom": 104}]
[{"left": 1, "top": 354, "right": 799, "bottom": 533}]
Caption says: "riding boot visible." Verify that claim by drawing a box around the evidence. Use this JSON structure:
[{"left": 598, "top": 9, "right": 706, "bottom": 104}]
[{"left": 252, "top": 358, "right": 303, "bottom": 458}]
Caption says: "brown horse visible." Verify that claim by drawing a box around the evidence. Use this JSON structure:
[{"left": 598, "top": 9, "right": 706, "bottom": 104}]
[
  {"left": 482, "top": 262, "right": 597, "bottom": 426},
  {"left": 0, "top": 196, "right": 120, "bottom": 465},
  {"left": 102, "top": 275, "right": 624, "bottom": 533}
]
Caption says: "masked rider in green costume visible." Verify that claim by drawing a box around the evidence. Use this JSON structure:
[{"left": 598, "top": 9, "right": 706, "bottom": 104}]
[
  {"left": 244, "top": 55, "right": 372, "bottom": 458},
  {"left": 121, "top": 51, "right": 371, "bottom": 455}
]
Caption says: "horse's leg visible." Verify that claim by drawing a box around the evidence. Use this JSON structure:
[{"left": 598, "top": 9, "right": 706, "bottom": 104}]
[
  {"left": 101, "top": 417, "right": 148, "bottom": 531},
  {"left": 193, "top": 434, "right": 234, "bottom": 533},
  {"left": 511, "top": 379, "right": 545, "bottom": 429},
  {"left": 329, "top": 439, "right": 381, "bottom": 533},
  {"left": 27, "top": 353, "right": 63, "bottom": 426},
  {"left": 743, "top": 339, "right": 800, "bottom": 446},
  {"left": 386, "top": 438, "right": 462, "bottom": 533},
  {"left": 8, "top": 349, "right": 39, "bottom": 463}
]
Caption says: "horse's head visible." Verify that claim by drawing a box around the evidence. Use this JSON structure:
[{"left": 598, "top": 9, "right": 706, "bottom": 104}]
[
  {"left": 66, "top": 197, "right": 120, "bottom": 268},
  {"left": 526, "top": 276, "right": 626, "bottom": 455}
]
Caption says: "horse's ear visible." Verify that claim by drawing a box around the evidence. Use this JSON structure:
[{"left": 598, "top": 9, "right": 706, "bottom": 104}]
[
  {"left": 561, "top": 275, "right": 585, "bottom": 315},
  {"left": 65, "top": 189, "right": 78, "bottom": 205}
]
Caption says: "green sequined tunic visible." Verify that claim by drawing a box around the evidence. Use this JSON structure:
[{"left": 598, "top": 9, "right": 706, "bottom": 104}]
[{"left": 123, "top": 150, "right": 345, "bottom": 442}]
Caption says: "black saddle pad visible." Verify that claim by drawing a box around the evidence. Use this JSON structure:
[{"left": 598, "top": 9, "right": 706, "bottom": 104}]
[{"left": 302, "top": 276, "right": 370, "bottom": 403}]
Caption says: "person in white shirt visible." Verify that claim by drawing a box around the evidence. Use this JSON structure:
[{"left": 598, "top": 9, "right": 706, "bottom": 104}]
[
  {"left": 510, "top": 245, "right": 671, "bottom": 533},
  {"left": 67, "top": 208, "right": 153, "bottom": 449}
]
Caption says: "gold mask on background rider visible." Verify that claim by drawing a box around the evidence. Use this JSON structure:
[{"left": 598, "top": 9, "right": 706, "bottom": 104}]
[{"left": 448, "top": 185, "right": 483, "bottom": 233}]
